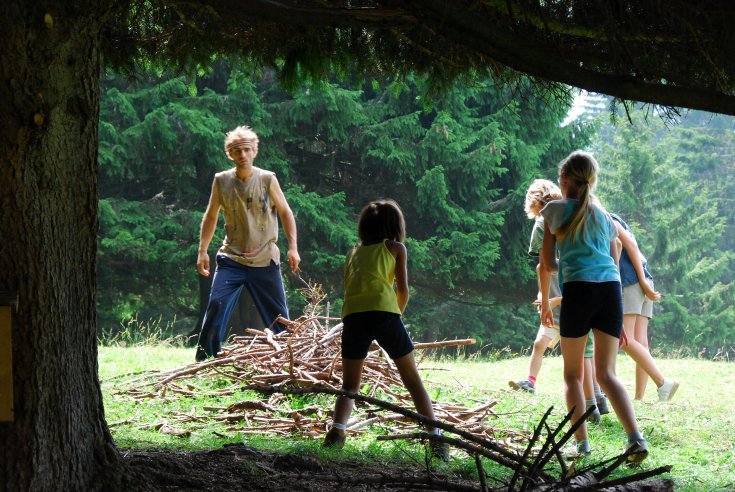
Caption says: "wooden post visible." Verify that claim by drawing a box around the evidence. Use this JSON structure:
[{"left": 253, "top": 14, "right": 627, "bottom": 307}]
[
  {"left": 0, "top": 292, "right": 14, "bottom": 422},
  {"left": 0, "top": 306, "right": 13, "bottom": 421}
]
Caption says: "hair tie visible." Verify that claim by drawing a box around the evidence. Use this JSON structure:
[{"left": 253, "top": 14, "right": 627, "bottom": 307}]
[{"left": 227, "top": 138, "right": 258, "bottom": 151}]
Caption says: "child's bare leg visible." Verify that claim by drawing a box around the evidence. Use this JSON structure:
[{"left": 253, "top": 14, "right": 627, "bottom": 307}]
[
  {"left": 528, "top": 332, "right": 552, "bottom": 379},
  {"left": 333, "top": 358, "right": 365, "bottom": 426},
  {"left": 559, "top": 335, "right": 588, "bottom": 442},
  {"left": 583, "top": 354, "right": 603, "bottom": 423},
  {"left": 593, "top": 329, "right": 639, "bottom": 435},
  {"left": 620, "top": 314, "right": 664, "bottom": 393},
  {"left": 393, "top": 351, "right": 437, "bottom": 430},
  {"left": 634, "top": 316, "right": 651, "bottom": 400},
  {"left": 583, "top": 357, "right": 595, "bottom": 399}
]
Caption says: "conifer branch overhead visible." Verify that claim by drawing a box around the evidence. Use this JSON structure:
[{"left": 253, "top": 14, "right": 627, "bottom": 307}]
[{"left": 105, "top": 1, "right": 735, "bottom": 115}]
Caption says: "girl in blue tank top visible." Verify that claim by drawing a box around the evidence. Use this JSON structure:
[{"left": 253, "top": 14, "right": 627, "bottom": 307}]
[{"left": 539, "top": 151, "right": 648, "bottom": 462}]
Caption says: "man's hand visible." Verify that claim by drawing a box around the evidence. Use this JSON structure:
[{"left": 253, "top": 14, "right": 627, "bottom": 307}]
[
  {"left": 197, "top": 251, "right": 210, "bottom": 276},
  {"left": 287, "top": 248, "right": 301, "bottom": 273}
]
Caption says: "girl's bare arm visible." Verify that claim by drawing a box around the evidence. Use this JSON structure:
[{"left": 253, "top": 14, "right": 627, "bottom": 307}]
[
  {"left": 614, "top": 222, "right": 660, "bottom": 301},
  {"left": 387, "top": 240, "right": 409, "bottom": 313},
  {"left": 539, "top": 223, "right": 557, "bottom": 327}
]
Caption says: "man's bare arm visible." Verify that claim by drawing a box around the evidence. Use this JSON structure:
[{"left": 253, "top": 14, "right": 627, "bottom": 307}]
[
  {"left": 270, "top": 175, "right": 301, "bottom": 273},
  {"left": 197, "top": 180, "right": 220, "bottom": 277}
]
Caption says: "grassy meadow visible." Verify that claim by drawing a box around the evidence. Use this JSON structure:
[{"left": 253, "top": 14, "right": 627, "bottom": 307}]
[{"left": 100, "top": 345, "right": 735, "bottom": 491}]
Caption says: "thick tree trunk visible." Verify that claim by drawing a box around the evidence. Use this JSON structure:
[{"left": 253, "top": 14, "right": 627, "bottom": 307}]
[{"left": 0, "top": 2, "right": 129, "bottom": 490}]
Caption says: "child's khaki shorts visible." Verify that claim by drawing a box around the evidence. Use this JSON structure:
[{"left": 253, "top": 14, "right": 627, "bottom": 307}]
[
  {"left": 536, "top": 324, "right": 561, "bottom": 349},
  {"left": 622, "top": 279, "right": 655, "bottom": 318},
  {"left": 536, "top": 323, "right": 594, "bottom": 357}
]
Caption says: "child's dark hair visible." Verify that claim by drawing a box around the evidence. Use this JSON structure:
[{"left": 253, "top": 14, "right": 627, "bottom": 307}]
[{"left": 357, "top": 199, "right": 406, "bottom": 244}]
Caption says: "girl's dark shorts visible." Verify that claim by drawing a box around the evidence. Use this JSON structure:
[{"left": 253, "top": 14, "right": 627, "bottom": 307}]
[
  {"left": 341, "top": 311, "right": 414, "bottom": 360},
  {"left": 559, "top": 281, "right": 623, "bottom": 339}
]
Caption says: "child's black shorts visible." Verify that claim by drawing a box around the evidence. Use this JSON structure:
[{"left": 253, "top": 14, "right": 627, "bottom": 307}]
[
  {"left": 559, "top": 281, "right": 623, "bottom": 339},
  {"left": 341, "top": 311, "right": 414, "bottom": 360}
]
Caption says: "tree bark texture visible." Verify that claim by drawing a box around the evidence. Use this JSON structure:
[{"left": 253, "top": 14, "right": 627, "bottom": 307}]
[{"left": 0, "top": 2, "right": 126, "bottom": 490}]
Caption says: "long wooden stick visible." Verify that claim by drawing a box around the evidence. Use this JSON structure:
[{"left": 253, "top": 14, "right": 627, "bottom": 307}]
[{"left": 413, "top": 339, "right": 477, "bottom": 349}]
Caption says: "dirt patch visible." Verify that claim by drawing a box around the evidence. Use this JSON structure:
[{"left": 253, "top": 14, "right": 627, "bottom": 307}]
[{"left": 123, "top": 444, "right": 476, "bottom": 491}]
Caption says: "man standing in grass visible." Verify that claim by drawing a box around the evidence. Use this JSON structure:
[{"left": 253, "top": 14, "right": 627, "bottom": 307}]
[{"left": 194, "top": 126, "right": 300, "bottom": 361}]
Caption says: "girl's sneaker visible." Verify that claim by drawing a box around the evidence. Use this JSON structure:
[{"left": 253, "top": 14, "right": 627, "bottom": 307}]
[
  {"left": 562, "top": 440, "right": 591, "bottom": 460},
  {"left": 657, "top": 379, "right": 680, "bottom": 402},
  {"left": 430, "top": 440, "right": 451, "bottom": 462},
  {"left": 586, "top": 404, "right": 601, "bottom": 424},
  {"left": 625, "top": 439, "right": 649, "bottom": 465},
  {"left": 323, "top": 428, "right": 346, "bottom": 449},
  {"left": 596, "top": 395, "right": 611, "bottom": 414},
  {"left": 508, "top": 379, "right": 535, "bottom": 394}
]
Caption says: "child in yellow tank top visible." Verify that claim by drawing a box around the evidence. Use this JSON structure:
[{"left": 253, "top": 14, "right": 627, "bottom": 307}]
[{"left": 323, "top": 199, "right": 449, "bottom": 461}]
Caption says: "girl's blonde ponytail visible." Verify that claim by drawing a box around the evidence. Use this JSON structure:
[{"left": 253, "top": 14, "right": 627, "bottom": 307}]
[{"left": 556, "top": 151, "right": 599, "bottom": 243}]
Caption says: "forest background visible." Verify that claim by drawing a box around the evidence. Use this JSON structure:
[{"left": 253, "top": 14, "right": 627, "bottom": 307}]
[{"left": 97, "top": 60, "right": 735, "bottom": 356}]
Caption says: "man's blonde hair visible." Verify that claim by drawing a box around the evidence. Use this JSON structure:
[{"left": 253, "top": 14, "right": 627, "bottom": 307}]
[
  {"left": 224, "top": 125, "right": 259, "bottom": 154},
  {"left": 524, "top": 179, "right": 562, "bottom": 218}
]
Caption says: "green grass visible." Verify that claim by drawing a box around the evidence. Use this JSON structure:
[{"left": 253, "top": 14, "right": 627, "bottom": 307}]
[
  {"left": 423, "top": 355, "right": 735, "bottom": 491},
  {"left": 100, "top": 346, "right": 735, "bottom": 490}
]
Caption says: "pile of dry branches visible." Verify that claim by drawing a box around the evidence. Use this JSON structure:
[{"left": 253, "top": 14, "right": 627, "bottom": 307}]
[{"left": 111, "top": 282, "right": 506, "bottom": 443}]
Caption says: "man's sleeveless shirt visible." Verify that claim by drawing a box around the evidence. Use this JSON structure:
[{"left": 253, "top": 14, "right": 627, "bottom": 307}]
[
  {"left": 342, "top": 240, "right": 402, "bottom": 318},
  {"left": 215, "top": 167, "right": 280, "bottom": 267}
]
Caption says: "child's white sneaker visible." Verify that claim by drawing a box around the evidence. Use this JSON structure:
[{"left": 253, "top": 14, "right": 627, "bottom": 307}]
[{"left": 657, "top": 379, "right": 679, "bottom": 402}]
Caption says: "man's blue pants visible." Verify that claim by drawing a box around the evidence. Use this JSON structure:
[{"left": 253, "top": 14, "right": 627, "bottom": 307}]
[{"left": 195, "top": 254, "right": 289, "bottom": 361}]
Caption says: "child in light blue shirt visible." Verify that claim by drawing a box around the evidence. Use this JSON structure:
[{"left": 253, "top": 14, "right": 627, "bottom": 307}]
[{"left": 539, "top": 151, "right": 647, "bottom": 462}]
